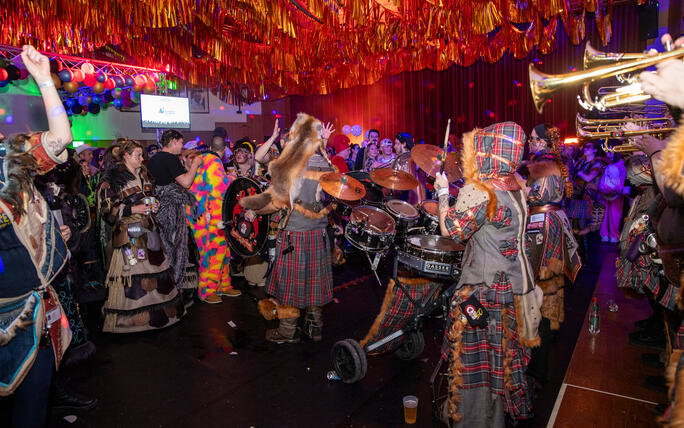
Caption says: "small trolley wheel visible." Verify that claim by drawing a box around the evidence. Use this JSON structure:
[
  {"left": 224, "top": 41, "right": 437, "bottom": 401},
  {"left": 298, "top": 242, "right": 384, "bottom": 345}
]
[
  {"left": 331, "top": 339, "right": 368, "bottom": 384},
  {"left": 394, "top": 331, "right": 425, "bottom": 361}
]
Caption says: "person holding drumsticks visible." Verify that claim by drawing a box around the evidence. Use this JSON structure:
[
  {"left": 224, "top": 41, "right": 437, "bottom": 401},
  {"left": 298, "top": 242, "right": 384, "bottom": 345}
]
[{"left": 434, "top": 122, "right": 542, "bottom": 427}]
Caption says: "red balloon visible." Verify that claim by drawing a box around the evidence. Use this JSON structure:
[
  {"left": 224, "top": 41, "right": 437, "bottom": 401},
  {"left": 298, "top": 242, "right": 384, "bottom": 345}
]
[
  {"left": 80, "top": 63, "right": 95, "bottom": 74},
  {"left": 132, "top": 85, "right": 143, "bottom": 93},
  {"left": 92, "top": 82, "right": 105, "bottom": 94},
  {"left": 72, "top": 69, "right": 85, "bottom": 82},
  {"left": 83, "top": 73, "right": 97, "bottom": 87},
  {"left": 143, "top": 81, "right": 156, "bottom": 94},
  {"left": 0, "top": 68, "right": 7, "bottom": 81},
  {"left": 104, "top": 78, "right": 116, "bottom": 90}
]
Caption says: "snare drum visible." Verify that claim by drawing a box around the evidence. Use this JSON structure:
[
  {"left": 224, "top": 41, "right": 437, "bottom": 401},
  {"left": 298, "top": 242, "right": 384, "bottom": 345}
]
[
  {"left": 384, "top": 199, "right": 420, "bottom": 240},
  {"left": 397, "top": 235, "right": 464, "bottom": 279},
  {"left": 344, "top": 206, "right": 396, "bottom": 252}
]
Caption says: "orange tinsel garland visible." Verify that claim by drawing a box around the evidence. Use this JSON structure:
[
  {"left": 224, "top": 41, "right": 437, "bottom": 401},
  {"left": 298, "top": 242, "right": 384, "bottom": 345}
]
[{"left": 1, "top": 0, "right": 615, "bottom": 101}]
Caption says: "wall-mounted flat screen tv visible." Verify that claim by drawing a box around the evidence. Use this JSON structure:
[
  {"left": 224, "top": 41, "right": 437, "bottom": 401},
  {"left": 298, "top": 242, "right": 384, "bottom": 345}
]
[{"left": 140, "top": 94, "right": 190, "bottom": 129}]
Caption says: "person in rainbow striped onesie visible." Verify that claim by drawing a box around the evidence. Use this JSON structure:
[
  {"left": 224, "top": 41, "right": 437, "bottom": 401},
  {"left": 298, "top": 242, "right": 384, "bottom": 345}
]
[{"left": 187, "top": 137, "right": 241, "bottom": 303}]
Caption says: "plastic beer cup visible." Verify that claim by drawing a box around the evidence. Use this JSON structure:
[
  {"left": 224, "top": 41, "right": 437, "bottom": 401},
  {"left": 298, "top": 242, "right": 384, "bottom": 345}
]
[{"left": 403, "top": 395, "right": 418, "bottom": 424}]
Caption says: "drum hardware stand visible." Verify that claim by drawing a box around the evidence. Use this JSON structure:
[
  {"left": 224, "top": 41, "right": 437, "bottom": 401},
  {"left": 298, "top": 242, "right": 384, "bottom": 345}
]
[{"left": 364, "top": 250, "right": 384, "bottom": 287}]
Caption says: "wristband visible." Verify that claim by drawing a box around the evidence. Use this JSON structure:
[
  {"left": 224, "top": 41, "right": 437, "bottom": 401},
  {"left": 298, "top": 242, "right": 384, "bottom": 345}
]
[
  {"left": 436, "top": 188, "right": 450, "bottom": 198},
  {"left": 37, "top": 80, "right": 55, "bottom": 89}
]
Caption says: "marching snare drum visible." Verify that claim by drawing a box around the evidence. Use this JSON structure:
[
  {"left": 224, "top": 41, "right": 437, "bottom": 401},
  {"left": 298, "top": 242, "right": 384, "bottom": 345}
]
[
  {"left": 397, "top": 235, "right": 464, "bottom": 279},
  {"left": 384, "top": 199, "right": 420, "bottom": 241},
  {"left": 344, "top": 205, "right": 396, "bottom": 252}
]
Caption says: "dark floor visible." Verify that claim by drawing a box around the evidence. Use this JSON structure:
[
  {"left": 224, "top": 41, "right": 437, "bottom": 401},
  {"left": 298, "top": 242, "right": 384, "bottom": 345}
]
[{"left": 41, "top": 245, "right": 602, "bottom": 428}]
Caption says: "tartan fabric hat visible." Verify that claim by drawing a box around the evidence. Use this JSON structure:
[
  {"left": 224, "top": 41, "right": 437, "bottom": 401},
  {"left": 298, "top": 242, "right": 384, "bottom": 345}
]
[{"left": 473, "top": 121, "right": 526, "bottom": 179}]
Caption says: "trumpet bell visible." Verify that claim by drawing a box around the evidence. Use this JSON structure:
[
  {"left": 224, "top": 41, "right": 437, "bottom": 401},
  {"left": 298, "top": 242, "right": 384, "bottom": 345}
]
[{"left": 530, "top": 46, "right": 684, "bottom": 113}]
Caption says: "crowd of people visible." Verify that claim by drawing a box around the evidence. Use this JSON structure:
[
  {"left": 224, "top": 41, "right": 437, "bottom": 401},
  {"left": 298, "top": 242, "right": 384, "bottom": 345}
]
[{"left": 1, "top": 33, "right": 684, "bottom": 428}]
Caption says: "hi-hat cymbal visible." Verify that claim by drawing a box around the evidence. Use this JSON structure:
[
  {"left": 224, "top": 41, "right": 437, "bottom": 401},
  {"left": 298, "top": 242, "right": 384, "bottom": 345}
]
[
  {"left": 370, "top": 168, "right": 419, "bottom": 191},
  {"left": 410, "top": 144, "right": 462, "bottom": 181},
  {"left": 320, "top": 172, "right": 366, "bottom": 201}
]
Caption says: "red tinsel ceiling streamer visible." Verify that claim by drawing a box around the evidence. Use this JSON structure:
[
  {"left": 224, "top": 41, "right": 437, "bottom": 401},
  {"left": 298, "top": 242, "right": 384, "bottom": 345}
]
[{"left": 2, "top": 0, "right": 614, "bottom": 102}]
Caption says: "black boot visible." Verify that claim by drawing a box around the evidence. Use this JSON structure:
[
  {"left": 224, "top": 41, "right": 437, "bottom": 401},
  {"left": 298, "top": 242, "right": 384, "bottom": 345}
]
[
  {"left": 50, "top": 376, "right": 97, "bottom": 415},
  {"left": 303, "top": 306, "right": 323, "bottom": 342}
]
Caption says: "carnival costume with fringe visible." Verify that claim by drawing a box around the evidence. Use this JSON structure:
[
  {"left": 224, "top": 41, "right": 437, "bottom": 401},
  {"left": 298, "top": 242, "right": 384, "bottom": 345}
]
[
  {"left": 99, "top": 166, "right": 184, "bottom": 333},
  {"left": 441, "top": 122, "right": 542, "bottom": 427},
  {"left": 0, "top": 132, "right": 72, "bottom": 395}
]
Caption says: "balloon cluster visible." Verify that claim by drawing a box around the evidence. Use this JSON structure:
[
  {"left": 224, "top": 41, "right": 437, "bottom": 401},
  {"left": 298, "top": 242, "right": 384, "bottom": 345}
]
[{"left": 47, "top": 60, "right": 159, "bottom": 116}]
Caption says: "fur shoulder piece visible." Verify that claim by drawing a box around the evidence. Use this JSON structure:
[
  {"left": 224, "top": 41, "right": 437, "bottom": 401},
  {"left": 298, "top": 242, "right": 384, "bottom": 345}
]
[
  {"left": 659, "top": 119, "right": 684, "bottom": 197},
  {"left": 100, "top": 165, "right": 135, "bottom": 195},
  {"left": 454, "top": 183, "right": 490, "bottom": 213},
  {"left": 240, "top": 113, "right": 325, "bottom": 211},
  {"left": 460, "top": 128, "right": 497, "bottom": 219},
  {"left": 528, "top": 159, "right": 561, "bottom": 180}
]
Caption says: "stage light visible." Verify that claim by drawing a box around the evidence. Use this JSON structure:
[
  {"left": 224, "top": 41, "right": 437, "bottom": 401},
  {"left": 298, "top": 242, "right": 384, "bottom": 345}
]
[{"left": 564, "top": 137, "right": 578, "bottom": 145}]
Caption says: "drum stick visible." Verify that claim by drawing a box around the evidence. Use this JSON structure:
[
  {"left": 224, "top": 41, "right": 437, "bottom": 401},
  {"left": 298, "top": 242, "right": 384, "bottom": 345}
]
[{"left": 440, "top": 119, "right": 451, "bottom": 174}]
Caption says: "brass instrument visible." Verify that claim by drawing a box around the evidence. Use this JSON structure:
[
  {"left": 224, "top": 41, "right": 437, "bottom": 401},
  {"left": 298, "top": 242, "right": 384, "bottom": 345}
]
[
  {"left": 576, "top": 113, "right": 675, "bottom": 129},
  {"left": 583, "top": 42, "right": 647, "bottom": 69},
  {"left": 529, "top": 45, "right": 684, "bottom": 113},
  {"left": 576, "top": 126, "right": 675, "bottom": 140},
  {"left": 601, "top": 142, "right": 643, "bottom": 153}
]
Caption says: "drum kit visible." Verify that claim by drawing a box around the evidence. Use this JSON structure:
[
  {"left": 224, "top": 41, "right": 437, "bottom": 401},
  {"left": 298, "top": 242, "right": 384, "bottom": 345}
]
[
  {"left": 221, "top": 138, "right": 464, "bottom": 284},
  {"left": 318, "top": 141, "right": 464, "bottom": 283}
]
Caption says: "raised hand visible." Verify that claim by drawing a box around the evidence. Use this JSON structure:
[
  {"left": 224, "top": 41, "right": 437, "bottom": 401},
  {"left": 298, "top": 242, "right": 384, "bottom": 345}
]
[
  {"left": 321, "top": 122, "right": 335, "bottom": 140},
  {"left": 20, "top": 45, "right": 51, "bottom": 83}
]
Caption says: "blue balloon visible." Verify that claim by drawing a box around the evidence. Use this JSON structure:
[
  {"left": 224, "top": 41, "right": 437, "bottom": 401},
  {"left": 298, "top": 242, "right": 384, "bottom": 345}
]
[
  {"left": 88, "top": 103, "right": 101, "bottom": 114},
  {"left": 91, "top": 95, "right": 102, "bottom": 104},
  {"left": 71, "top": 104, "right": 82, "bottom": 114},
  {"left": 66, "top": 99, "right": 75, "bottom": 108},
  {"left": 0, "top": 80, "right": 8, "bottom": 88},
  {"left": 58, "top": 69, "right": 73, "bottom": 82},
  {"left": 124, "top": 75, "right": 134, "bottom": 87},
  {"left": 78, "top": 95, "right": 89, "bottom": 106},
  {"left": 95, "top": 71, "right": 107, "bottom": 83},
  {"left": 113, "top": 76, "right": 124, "bottom": 88},
  {"left": 113, "top": 99, "right": 123, "bottom": 108}
]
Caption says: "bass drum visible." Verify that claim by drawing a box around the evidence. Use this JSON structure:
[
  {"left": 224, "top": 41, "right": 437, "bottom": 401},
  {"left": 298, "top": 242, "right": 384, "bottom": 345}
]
[
  {"left": 63, "top": 193, "right": 91, "bottom": 233},
  {"left": 222, "top": 177, "right": 270, "bottom": 257}
]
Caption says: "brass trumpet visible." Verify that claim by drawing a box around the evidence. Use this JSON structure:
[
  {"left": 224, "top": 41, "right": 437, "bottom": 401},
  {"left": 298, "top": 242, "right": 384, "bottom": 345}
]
[
  {"left": 576, "top": 113, "right": 675, "bottom": 129},
  {"left": 529, "top": 45, "right": 684, "bottom": 113},
  {"left": 583, "top": 42, "right": 647, "bottom": 69},
  {"left": 601, "top": 142, "right": 641, "bottom": 153},
  {"left": 576, "top": 126, "right": 675, "bottom": 140}
]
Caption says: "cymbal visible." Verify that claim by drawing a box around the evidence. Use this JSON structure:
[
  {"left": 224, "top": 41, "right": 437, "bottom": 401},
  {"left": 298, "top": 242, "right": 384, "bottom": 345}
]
[
  {"left": 370, "top": 168, "right": 419, "bottom": 191},
  {"left": 410, "top": 144, "right": 462, "bottom": 181},
  {"left": 320, "top": 172, "right": 366, "bottom": 201}
]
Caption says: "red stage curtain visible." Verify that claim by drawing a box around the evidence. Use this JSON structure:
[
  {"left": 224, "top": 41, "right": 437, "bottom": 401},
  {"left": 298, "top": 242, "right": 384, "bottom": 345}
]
[{"left": 286, "top": 5, "right": 642, "bottom": 143}]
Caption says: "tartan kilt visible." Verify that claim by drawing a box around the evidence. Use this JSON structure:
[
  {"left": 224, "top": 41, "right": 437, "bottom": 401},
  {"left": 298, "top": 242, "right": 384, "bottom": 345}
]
[
  {"left": 566, "top": 198, "right": 590, "bottom": 221},
  {"left": 445, "top": 272, "right": 533, "bottom": 421},
  {"left": 266, "top": 228, "right": 333, "bottom": 308},
  {"left": 616, "top": 230, "right": 660, "bottom": 295},
  {"left": 361, "top": 276, "right": 443, "bottom": 354}
]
